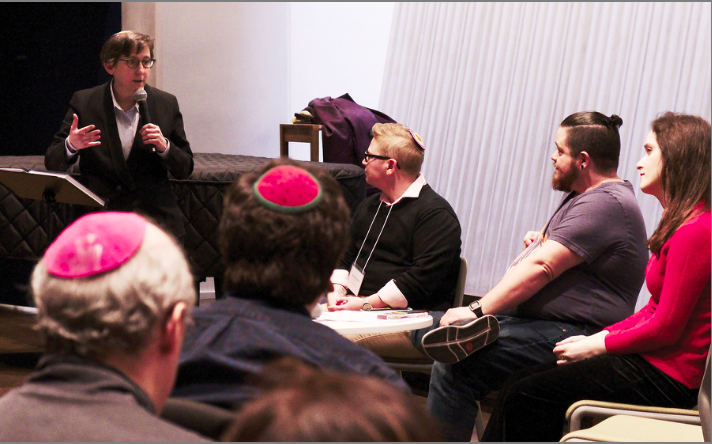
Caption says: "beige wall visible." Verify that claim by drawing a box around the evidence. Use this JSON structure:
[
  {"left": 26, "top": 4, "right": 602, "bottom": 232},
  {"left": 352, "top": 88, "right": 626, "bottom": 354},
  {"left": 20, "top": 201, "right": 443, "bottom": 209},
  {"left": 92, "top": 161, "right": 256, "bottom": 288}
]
[{"left": 122, "top": 3, "right": 160, "bottom": 88}]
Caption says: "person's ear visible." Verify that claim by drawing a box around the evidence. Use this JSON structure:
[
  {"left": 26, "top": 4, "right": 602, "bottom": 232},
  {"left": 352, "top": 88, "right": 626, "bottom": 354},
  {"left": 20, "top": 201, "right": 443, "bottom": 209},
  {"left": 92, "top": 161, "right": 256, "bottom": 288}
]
[
  {"left": 159, "top": 302, "right": 187, "bottom": 353},
  {"left": 579, "top": 151, "right": 590, "bottom": 170},
  {"left": 103, "top": 61, "right": 115, "bottom": 76},
  {"left": 387, "top": 159, "right": 398, "bottom": 172}
]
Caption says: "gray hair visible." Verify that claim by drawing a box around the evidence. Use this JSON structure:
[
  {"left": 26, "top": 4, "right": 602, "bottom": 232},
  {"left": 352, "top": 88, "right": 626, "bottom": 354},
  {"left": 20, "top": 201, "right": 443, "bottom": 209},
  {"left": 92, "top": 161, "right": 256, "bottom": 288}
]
[{"left": 31, "top": 223, "right": 195, "bottom": 357}]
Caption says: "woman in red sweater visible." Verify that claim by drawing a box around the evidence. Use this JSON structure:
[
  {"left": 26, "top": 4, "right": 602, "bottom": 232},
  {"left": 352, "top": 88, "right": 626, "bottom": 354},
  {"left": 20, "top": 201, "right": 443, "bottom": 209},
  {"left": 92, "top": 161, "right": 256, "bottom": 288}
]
[{"left": 481, "top": 112, "right": 711, "bottom": 442}]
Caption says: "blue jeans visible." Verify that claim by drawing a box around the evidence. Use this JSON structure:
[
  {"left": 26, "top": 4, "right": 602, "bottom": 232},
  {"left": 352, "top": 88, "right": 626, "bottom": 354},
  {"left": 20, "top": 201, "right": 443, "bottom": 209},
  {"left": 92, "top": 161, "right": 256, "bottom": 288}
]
[
  {"left": 481, "top": 354, "right": 699, "bottom": 442},
  {"left": 419, "top": 315, "right": 588, "bottom": 442}
]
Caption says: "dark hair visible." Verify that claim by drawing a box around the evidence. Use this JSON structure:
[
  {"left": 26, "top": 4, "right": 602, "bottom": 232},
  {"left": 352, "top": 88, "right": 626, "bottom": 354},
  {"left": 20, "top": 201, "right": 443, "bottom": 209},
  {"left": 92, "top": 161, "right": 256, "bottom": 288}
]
[
  {"left": 100, "top": 31, "right": 154, "bottom": 67},
  {"left": 648, "top": 112, "right": 711, "bottom": 255},
  {"left": 560, "top": 111, "right": 623, "bottom": 173},
  {"left": 219, "top": 158, "right": 350, "bottom": 306},
  {"left": 220, "top": 357, "right": 442, "bottom": 442}
]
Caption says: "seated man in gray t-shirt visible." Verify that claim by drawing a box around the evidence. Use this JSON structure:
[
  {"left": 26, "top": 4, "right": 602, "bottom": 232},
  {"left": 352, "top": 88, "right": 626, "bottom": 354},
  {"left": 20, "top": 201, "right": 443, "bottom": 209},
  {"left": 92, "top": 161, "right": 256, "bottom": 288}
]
[{"left": 421, "top": 111, "right": 649, "bottom": 442}]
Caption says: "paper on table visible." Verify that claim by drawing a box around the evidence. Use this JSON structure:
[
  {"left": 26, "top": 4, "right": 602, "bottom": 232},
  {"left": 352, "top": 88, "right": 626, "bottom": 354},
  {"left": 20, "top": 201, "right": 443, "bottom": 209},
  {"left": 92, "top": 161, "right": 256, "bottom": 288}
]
[
  {"left": 316, "top": 310, "right": 426, "bottom": 322},
  {"left": 316, "top": 311, "right": 384, "bottom": 322}
]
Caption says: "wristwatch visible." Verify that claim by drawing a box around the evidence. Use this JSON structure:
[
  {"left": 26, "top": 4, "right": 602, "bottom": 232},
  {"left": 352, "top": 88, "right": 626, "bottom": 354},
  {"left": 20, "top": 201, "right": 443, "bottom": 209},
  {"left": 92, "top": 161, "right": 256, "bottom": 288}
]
[
  {"left": 468, "top": 300, "right": 484, "bottom": 318},
  {"left": 362, "top": 299, "right": 373, "bottom": 311}
]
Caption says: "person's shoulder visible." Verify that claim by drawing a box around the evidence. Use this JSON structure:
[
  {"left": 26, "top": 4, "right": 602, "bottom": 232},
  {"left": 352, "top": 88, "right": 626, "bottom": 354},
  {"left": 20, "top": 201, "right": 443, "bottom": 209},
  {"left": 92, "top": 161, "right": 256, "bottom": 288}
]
[
  {"left": 141, "top": 417, "right": 211, "bottom": 442},
  {"left": 672, "top": 210, "right": 711, "bottom": 242},
  {"left": 354, "top": 193, "right": 383, "bottom": 214},
  {"left": 416, "top": 185, "right": 459, "bottom": 216},
  {"left": 589, "top": 180, "right": 637, "bottom": 201},
  {"left": 191, "top": 295, "right": 257, "bottom": 320},
  {"left": 573, "top": 181, "right": 638, "bottom": 210},
  {"left": 70, "top": 83, "right": 109, "bottom": 103}
]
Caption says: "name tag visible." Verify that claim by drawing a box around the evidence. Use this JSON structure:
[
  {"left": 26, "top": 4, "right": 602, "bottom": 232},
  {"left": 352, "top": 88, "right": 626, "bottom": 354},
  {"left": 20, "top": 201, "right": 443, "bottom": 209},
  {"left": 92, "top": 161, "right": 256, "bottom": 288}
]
[{"left": 347, "top": 263, "right": 365, "bottom": 296}]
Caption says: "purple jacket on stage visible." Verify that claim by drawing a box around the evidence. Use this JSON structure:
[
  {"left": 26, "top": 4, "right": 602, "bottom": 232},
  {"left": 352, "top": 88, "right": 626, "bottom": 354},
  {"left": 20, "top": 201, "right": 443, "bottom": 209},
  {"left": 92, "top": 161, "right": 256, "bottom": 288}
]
[{"left": 305, "top": 93, "right": 396, "bottom": 166}]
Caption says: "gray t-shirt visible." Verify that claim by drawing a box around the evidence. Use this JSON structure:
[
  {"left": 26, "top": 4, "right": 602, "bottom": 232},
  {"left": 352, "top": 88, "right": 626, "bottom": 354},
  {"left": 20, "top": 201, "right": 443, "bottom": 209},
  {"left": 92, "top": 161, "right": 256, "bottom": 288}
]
[{"left": 516, "top": 181, "right": 648, "bottom": 329}]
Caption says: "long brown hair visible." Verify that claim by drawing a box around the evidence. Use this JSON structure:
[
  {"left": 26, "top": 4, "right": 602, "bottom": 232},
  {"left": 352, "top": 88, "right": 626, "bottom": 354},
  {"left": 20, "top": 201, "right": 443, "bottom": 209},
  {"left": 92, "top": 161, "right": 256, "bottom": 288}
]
[{"left": 648, "top": 112, "right": 711, "bottom": 255}]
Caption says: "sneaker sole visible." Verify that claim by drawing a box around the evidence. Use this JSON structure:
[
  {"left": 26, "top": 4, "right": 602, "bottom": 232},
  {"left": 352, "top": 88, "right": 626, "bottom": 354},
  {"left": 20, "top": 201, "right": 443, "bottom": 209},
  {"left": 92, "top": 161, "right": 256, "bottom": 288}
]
[{"left": 421, "top": 315, "right": 500, "bottom": 364}]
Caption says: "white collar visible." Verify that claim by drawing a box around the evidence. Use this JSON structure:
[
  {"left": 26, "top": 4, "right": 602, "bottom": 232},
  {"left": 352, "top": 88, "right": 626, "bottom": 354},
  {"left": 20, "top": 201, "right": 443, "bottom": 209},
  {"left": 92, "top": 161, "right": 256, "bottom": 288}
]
[
  {"left": 380, "top": 174, "right": 427, "bottom": 206},
  {"left": 109, "top": 80, "right": 139, "bottom": 113}
]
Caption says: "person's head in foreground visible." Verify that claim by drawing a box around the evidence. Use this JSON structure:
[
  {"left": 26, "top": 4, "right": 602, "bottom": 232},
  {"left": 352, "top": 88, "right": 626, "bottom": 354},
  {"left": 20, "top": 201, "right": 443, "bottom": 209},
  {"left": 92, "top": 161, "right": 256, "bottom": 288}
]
[
  {"left": 219, "top": 158, "right": 351, "bottom": 307},
  {"left": 220, "top": 357, "right": 441, "bottom": 442},
  {"left": 638, "top": 112, "right": 711, "bottom": 254},
  {"left": 31, "top": 211, "right": 196, "bottom": 413}
]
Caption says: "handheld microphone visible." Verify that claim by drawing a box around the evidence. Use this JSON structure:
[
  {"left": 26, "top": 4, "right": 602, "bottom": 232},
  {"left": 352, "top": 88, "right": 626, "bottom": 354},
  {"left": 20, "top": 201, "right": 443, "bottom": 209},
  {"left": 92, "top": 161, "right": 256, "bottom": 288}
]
[{"left": 133, "top": 88, "right": 155, "bottom": 152}]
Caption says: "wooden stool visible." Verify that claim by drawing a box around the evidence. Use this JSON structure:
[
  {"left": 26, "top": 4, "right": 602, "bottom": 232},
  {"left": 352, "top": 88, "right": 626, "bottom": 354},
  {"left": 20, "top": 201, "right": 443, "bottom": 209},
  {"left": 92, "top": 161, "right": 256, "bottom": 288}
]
[{"left": 280, "top": 124, "right": 322, "bottom": 162}]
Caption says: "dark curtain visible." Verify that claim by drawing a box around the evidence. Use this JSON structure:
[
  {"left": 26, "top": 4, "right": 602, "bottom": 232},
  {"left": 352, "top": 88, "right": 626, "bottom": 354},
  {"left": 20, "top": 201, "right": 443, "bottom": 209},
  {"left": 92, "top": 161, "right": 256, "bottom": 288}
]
[{"left": 0, "top": 3, "right": 120, "bottom": 156}]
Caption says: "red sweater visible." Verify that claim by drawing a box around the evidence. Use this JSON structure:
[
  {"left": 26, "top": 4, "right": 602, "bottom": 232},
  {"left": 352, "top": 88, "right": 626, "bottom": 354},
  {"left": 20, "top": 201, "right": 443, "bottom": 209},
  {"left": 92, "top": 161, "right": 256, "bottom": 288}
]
[{"left": 605, "top": 209, "right": 711, "bottom": 389}]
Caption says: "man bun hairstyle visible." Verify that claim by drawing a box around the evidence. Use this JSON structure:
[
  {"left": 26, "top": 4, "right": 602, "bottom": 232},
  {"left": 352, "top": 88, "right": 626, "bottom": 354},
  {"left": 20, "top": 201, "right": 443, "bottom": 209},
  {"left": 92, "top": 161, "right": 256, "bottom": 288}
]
[{"left": 560, "top": 111, "right": 623, "bottom": 173}]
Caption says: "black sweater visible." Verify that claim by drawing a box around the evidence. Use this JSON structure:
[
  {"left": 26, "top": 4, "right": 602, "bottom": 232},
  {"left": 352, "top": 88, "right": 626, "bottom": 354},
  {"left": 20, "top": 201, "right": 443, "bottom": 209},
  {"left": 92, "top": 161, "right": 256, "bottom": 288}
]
[{"left": 340, "top": 184, "right": 461, "bottom": 311}]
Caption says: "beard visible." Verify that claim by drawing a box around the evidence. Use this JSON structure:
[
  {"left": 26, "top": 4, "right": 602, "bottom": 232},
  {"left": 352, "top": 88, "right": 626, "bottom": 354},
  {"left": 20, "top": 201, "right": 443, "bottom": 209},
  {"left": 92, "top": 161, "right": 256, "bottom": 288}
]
[{"left": 551, "top": 165, "right": 578, "bottom": 192}]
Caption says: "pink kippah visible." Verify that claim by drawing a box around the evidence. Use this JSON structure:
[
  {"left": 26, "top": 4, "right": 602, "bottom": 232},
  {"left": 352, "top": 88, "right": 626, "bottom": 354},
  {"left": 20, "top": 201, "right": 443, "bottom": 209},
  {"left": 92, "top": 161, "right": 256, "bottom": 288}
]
[
  {"left": 44, "top": 212, "right": 147, "bottom": 278},
  {"left": 253, "top": 165, "right": 323, "bottom": 213}
]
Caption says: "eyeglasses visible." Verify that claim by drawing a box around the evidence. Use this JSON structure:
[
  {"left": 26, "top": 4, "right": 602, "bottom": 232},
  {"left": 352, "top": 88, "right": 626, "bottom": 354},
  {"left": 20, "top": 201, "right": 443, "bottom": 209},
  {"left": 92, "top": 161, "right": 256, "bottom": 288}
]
[
  {"left": 364, "top": 151, "right": 401, "bottom": 169},
  {"left": 117, "top": 58, "right": 156, "bottom": 69}
]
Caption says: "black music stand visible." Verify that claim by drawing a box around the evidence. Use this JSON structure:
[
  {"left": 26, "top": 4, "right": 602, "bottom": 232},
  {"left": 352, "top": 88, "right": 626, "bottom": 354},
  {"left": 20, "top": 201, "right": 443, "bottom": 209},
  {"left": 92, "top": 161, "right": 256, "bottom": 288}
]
[{"left": 0, "top": 168, "right": 105, "bottom": 245}]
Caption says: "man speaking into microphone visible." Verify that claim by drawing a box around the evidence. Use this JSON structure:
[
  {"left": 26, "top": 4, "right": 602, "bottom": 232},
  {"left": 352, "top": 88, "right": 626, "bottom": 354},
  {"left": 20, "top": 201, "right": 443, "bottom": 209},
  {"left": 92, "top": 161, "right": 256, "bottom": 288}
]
[{"left": 45, "top": 31, "right": 193, "bottom": 241}]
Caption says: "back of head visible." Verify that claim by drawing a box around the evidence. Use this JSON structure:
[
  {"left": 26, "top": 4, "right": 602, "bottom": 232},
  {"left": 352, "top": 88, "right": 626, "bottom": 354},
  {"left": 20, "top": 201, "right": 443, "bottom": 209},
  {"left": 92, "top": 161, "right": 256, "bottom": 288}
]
[
  {"left": 31, "top": 212, "right": 195, "bottom": 358},
  {"left": 100, "top": 30, "right": 154, "bottom": 66},
  {"left": 220, "top": 358, "right": 441, "bottom": 442},
  {"left": 648, "top": 112, "right": 711, "bottom": 254},
  {"left": 371, "top": 123, "right": 425, "bottom": 176},
  {"left": 560, "top": 111, "right": 623, "bottom": 173},
  {"left": 219, "top": 159, "right": 351, "bottom": 306}
]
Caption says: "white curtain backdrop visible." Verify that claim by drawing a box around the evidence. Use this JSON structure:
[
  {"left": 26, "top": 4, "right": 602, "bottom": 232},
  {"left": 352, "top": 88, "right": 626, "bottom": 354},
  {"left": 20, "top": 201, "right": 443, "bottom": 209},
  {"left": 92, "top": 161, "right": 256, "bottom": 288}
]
[{"left": 380, "top": 2, "right": 711, "bottom": 303}]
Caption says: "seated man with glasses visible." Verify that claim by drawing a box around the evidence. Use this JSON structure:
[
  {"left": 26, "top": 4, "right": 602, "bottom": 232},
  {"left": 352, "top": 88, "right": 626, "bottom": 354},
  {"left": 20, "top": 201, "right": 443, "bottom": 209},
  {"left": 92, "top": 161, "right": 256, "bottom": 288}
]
[
  {"left": 45, "top": 31, "right": 193, "bottom": 241},
  {"left": 327, "top": 123, "right": 462, "bottom": 313}
]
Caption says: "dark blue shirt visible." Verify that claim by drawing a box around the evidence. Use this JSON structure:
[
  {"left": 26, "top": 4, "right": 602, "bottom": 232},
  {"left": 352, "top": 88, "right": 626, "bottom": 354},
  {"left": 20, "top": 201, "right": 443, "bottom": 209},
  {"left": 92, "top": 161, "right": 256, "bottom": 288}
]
[{"left": 172, "top": 294, "right": 409, "bottom": 409}]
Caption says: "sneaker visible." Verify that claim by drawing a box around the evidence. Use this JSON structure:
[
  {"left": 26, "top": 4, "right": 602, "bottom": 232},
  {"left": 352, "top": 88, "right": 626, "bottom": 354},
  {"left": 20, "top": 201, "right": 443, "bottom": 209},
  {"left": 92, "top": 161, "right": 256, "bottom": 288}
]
[{"left": 421, "top": 315, "right": 500, "bottom": 364}]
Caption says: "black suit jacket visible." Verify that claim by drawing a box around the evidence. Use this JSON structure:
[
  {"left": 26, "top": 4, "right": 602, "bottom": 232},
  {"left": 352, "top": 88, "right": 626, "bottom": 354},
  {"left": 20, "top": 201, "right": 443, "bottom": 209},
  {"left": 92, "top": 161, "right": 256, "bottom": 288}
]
[{"left": 45, "top": 83, "right": 193, "bottom": 238}]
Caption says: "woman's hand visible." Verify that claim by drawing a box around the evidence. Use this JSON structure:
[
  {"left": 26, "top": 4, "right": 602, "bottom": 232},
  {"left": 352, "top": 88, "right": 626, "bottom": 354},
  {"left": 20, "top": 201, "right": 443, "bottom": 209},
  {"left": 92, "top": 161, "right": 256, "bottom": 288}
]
[
  {"left": 67, "top": 114, "right": 101, "bottom": 150},
  {"left": 553, "top": 330, "right": 609, "bottom": 365}
]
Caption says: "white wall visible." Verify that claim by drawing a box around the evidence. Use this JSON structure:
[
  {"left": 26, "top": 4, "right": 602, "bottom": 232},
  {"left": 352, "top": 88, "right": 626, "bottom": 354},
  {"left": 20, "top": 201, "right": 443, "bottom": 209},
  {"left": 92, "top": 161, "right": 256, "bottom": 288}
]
[
  {"left": 287, "top": 2, "right": 394, "bottom": 161},
  {"left": 157, "top": 3, "right": 290, "bottom": 157},
  {"left": 124, "top": 2, "right": 394, "bottom": 158},
  {"left": 289, "top": 2, "right": 395, "bottom": 113}
]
